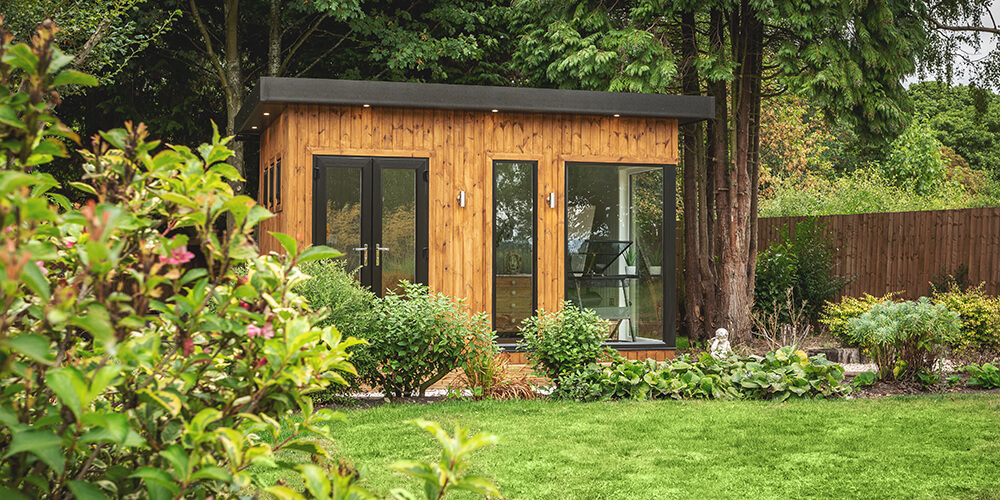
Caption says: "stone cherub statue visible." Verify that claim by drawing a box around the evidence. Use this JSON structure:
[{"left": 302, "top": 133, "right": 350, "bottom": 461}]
[{"left": 710, "top": 328, "right": 732, "bottom": 360}]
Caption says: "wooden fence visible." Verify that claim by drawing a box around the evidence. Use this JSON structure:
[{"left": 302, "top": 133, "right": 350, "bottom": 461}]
[{"left": 756, "top": 207, "right": 1000, "bottom": 299}]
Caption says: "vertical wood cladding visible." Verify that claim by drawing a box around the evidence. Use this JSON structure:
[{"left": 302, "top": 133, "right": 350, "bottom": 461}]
[{"left": 258, "top": 105, "right": 678, "bottom": 316}]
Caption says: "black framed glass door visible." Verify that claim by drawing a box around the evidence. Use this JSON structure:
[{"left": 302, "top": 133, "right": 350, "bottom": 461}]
[{"left": 313, "top": 156, "right": 429, "bottom": 296}]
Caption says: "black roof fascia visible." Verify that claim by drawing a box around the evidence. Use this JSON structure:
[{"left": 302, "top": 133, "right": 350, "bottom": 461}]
[{"left": 235, "top": 77, "right": 714, "bottom": 136}]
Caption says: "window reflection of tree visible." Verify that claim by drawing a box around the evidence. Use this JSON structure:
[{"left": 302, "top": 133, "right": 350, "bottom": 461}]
[{"left": 495, "top": 162, "right": 533, "bottom": 275}]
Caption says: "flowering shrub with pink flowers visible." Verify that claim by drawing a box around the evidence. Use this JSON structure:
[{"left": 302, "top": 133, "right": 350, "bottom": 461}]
[{"left": 0, "top": 20, "right": 500, "bottom": 499}]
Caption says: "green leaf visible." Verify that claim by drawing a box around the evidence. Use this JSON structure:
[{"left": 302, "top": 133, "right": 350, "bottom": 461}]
[
  {"left": 451, "top": 476, "right": 502, "bottom": 496},
  {"left": 282, "top": 440, "right": 330, "bottom": 458},
  {"left": 130, "top": 467, "right": 181, "bottom": 496},
  {"left": 297, "top": 464, "right": 332, "bottom": 500},
  {"left": 32, "top": 138, "right": 68, "bottom": 158},
  {"left": 67, "top": 480, "right": 110, "bottom": 500},
  {"left": 0, "top": 171, "right": 36, "bottom": 194},
  {"left": 3, "top": 44, "right": 39, "bottom": 73},
  {"left": 69, "top": 181, "right": 98, "bottom": 196},
  {"left": 264, "top": 486, "right": 307, "bottom": 500},
  {"left": 137, "top": 389, "right": 183, "bottom": 417},
  {"left": 71, "top": 306, "right": 114, "bottom": 350},
  {"left": 269, "top": 232, "right": 299, "bottom": 258},
  {"left": 191, "top": 466, "right": 232, "bottom": 482},
  {"left": 99, "top": 129, "right": 128, "bottom": 150},
  {"left": 0, "top": 486, "right": 32, "bottom": 500},
  {"left": 159, "top": 445, "right": 190, "bottom": 478},
  {"left": 1, "top": 334, "right": 54, "bottom": 365},
  {"left": 52, "top": 70, "right": 99, "bottom": 87},
  {"left": 299, "top": 245, "right": 344, "bottom": 263},
  {"left": 21, "top": 258, "right": 51, "bottom": 300},
  {"left": 45, "top": 367, "right": 86, "bottom": 419},
  {"left": 3, "top": 430, "right": 64, "bottom": 475}
]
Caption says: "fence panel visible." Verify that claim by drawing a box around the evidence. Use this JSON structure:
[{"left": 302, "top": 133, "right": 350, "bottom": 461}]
[{"left": 755, "top": 207, "right": 1000, "bottom": 299}]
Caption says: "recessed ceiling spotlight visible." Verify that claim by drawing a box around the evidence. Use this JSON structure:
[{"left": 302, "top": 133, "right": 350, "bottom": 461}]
[
  {"left": 491, "top": 109, "right": 499, "bottom": 113},
  {"left": 613, "top": 114, "right": 620, "bottom": 117},
  {"left": 363, "top": 104, "right": 371, "bottom": 108},
  {"left": 251, "top": 126, "right": 258, "bottom": 129},
  {"left": 263, "top": 112, "right": 270, "bottom": 116}
]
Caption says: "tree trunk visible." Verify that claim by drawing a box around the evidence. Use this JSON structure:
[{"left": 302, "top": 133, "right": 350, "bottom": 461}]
[
  {"left": 268, "top": 0, "right": 281, "bottom": 76},
  {"left": 717, "top": 0, "right": 762, "bottom": 342},
  {"left": 680, "top": 11, "right": 714, "bottom": 344},
  {"left": 223, "top": 0, "right": 245, "bottom": 199},
  {"left": 708, "top": 9, "right": 733, "bottom": 339}
]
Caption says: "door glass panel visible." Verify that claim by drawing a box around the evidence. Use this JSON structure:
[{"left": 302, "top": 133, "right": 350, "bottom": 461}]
[
  {"left": 324, "top": 168, "right": 363, "bottom": 274},
  {"left": 566, "top": 163, "right": 664, "bottom": 342},
  {"left": 381, "top": 168, "right": 416, "bottom": 295},
  {"left": 493, "top": 161, "right": 535, "bottom": 343}
]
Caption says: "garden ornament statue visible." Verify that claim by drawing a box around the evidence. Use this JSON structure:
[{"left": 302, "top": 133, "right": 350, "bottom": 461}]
[{"left": 711, "top": 328, "right": 732, "bottom": 360}]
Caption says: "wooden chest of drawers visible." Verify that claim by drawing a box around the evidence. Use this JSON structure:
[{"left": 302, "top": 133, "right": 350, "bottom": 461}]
[{"left": 494, "top": 275, "right": 533, "bottom": 333}]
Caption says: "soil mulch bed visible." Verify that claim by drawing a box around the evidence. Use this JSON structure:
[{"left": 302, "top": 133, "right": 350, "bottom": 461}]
[{"left": 845, "top": 378, "right": 1000, "bottom": 399}]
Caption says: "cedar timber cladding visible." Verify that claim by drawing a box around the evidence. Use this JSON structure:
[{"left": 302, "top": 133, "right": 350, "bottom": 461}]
[
  {"left": 255, "top": 106, "right": 678, "bottom": 316},
  {"left": 240, "top": 78, "right": 713, "bottom": 324}
]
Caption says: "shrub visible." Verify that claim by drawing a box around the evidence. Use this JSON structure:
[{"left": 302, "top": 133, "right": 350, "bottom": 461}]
[
  {"left": 294, "top": 259, "right": 377, "bottom": 335},
  {"left": 930, "top": 283, "right": 1000, "bottom": 354},
  {"left": 846, "top": 298, "right": 961, "bottom": 381},
  {"left": 294, "top": 259, "right": 378, "bottom": 394},
  {"left": 0, "top": 24, "right": 499, "bottom": 499},
  {"left": 820, "top": 291, "right": 902, "bottom": 343},
  {"left": 754, "top": 218, "right": 853, "bottom": 324},
  {"left": 556, "top": 348, "right": 846, "bottom": 402},
  {"left": 518, "top": 302, "right": 609, "bottom": 383},
  {"left": 0, "top": 22, "right": 363, "bottom": 497},
  {"left": 368, "top": 281, "right": 491, "bottom": 397}
]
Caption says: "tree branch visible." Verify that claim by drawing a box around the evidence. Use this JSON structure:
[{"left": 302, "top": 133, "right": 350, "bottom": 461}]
[
  {"left": 70, "top": 16, "right": 113, "bottom": 67},
  {"left": 277, "top": 13, "right": 327, "bottom": 77},
  {"left": 187, "top": 0, "right": 231, "bottom": 98},
  {"left": 928, "top": 16, "right": 1000, "bottom": 36},
  {"left": 293, "top": 34, "right": 349, "bottom": 77}
]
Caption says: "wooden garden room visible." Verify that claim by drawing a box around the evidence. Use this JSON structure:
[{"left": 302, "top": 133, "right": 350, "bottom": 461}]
[{"left": 236, "top": 77, "right": 713, "bottom": 356}]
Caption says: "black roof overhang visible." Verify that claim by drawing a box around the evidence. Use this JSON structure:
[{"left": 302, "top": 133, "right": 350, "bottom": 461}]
[{"left": 235, "top": 77, "right": 715, "bottom": 137}]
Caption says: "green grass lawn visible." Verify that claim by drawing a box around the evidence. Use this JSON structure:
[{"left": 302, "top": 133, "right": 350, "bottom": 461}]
[{"left": 269, "top": 395, "right": 1000, "bottom": 499}]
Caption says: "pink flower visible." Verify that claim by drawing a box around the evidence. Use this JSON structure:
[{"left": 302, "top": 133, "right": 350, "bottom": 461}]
[
  {"left": 65, "top": 240, "right": 75, "bottom": 249},
  {"left": 35, "top": 261, "right": 48, "bottom": 275},
  {"left": 160, "top": 246, "right": 195, "bottom": 265},
  {"left": 246, "top": 323, "right": 274, "bottom": 339}
]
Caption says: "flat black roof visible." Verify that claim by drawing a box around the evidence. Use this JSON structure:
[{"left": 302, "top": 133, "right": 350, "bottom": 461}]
[{"left": 235, "top": 77, "right": 714, "bottom": 136}]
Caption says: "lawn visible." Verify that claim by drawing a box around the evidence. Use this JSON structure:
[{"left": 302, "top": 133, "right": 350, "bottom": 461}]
[{"left": 267, "top": 394, "right": 1000, "bottom": 499}]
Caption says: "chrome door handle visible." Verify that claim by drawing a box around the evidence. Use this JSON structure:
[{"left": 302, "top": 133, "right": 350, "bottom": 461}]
[
  {"left": 352, "top": 244, "right": 369, "bottom": 266},
  {"left": 375, "top": 244, "right": 389, "bottom": 266}
]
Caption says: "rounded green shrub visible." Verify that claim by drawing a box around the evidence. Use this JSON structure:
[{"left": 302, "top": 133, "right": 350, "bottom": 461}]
[
  {"left": 367, "top": 281, "right": 492, "bottom": 397},
  {"left": 930, "top": 283, "right": 1000, "bottom": 355},
  {"left": 518, "top": 302, "right": 609, "bottom": 383}
]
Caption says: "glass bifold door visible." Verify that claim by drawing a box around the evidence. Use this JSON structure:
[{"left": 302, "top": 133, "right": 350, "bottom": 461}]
[{"left": 313, "top": 156, "right": 428, "bottom": 296}]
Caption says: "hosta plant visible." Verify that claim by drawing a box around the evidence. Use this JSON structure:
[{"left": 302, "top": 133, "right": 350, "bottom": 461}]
[{"left": 557, "top": 348, "right": 846, "bottom": 402}]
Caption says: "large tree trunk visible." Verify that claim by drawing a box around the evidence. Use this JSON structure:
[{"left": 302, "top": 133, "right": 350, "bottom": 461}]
[
  {"left": 716, "top": 0, "right": 762, "bottom": 342},
  {"left": 708, "top": 9, "right": 732, "bottom": 339},
  {"left": 680, "top": 11, "right": 716, "bottom": 344},
  {"left": 223, "top": 0, "right": 245, "bottom": 199}
]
